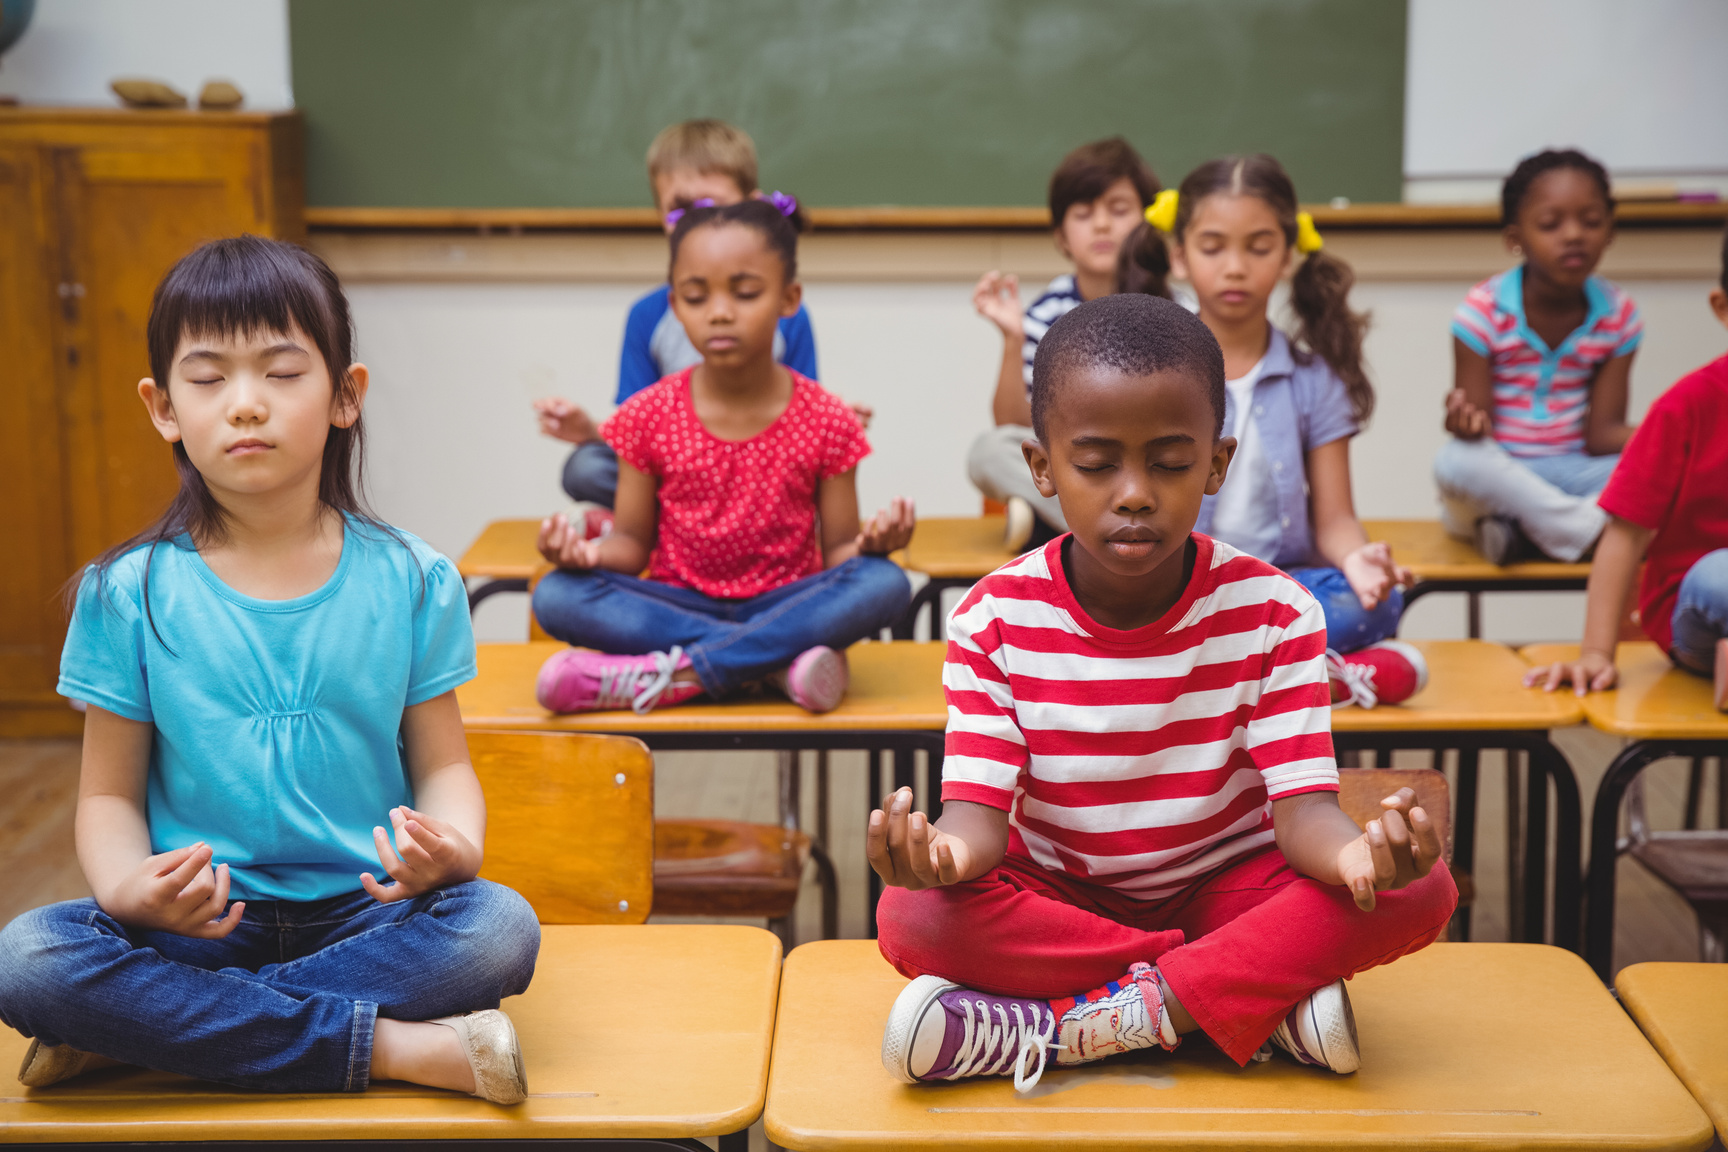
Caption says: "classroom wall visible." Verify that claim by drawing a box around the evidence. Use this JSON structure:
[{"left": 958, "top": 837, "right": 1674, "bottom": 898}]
[
  {"left": 1404, "top": 0, "right": 1728, "bottom": 202},
  {"left": 0, "top": 0, "right": 292, "bottom": 108}
]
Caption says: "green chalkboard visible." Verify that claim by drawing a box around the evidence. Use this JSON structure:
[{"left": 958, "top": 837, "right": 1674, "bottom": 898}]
[{"left": 288, "top": 0, "right": 1405, "bottom": 208}]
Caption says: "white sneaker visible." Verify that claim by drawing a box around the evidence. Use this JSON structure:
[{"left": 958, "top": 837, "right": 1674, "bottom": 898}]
[
  {"left": 1003, "top": 497, "right": 1034, "bottom": 552},
  {"left": 1265, "top": 979, "right": 1360, "bottom": 1073}
]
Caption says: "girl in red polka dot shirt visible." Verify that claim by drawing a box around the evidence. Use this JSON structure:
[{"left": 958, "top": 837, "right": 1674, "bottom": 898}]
[{"left": 531, "top": 199, "right": 916, "bottom": 714}]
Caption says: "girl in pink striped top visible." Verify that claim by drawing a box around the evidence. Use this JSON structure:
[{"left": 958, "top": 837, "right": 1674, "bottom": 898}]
[{"left": 1434, "top": 149, "right": 1643, "bottom": 564}]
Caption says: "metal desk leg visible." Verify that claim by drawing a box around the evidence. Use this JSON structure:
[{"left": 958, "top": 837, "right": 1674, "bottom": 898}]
[
  {"left": 1521, "top": 748, "right": 1549, "bottom": 944},
  {"left": 1585, "top": 740, "right": 1686, "bottom": 980},
  {"left": 1533, "top": 738, "right": 1582, "bottom": 954},
  {"left": 1451, "top": 748, "right": 1479, "bottom": 941}
]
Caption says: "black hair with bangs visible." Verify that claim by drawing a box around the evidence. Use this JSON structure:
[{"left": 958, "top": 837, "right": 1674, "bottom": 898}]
[{"left": 76, "top": 234, "right": 403, "bottom": 646}]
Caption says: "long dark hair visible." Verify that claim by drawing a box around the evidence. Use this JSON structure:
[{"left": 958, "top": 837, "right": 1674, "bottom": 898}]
[
  {"left": 75, "top": 235, "right": 399, "bottom": 643},
  {"left": 1129, "top": 154, "right": 1374, "bottom": 423}
]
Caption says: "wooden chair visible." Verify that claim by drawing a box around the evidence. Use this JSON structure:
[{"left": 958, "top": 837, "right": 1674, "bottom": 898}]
[
  {"left": 467, "top": 728, "right": 654, "bottom": 923},
  {"left": 520, "top": 565, "right": 840, "bottom": 945}
]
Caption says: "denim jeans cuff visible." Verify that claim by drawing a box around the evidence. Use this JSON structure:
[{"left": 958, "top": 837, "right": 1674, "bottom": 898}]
[{"left": 345, "top": 1000, "right": 378, "bottom": 1092}]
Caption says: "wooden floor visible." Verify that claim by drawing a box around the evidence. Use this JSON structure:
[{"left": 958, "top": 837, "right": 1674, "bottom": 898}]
[{"left": 0, "top": 731, "right": 1716, "bottom": 976}]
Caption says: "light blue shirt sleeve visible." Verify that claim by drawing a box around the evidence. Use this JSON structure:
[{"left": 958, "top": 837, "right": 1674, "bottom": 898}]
[
  {"left": 617, "top": 286, "right": 670, "bottom": 405},
  {"left": 1299, "top": 360, "right": 1360, "bottom": 452},
  {"left": 778, "top": 305, "right": 819, "bottom": 380},
  {"left": 407, "top": 554, "right": 477, "bottom": 705},
  {"left": 57, "top": 555, "right": 154, "bottom": 722},
  {"left": 1450, "top": 297, "right": 1494, "bottom": 359}
]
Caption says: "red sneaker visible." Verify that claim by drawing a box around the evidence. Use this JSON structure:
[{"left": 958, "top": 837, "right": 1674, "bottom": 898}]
[{"left": 1327, "top": 641, "right": 1428, "bottom": 709}]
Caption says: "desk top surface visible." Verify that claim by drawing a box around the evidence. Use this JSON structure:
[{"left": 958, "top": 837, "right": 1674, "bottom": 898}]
[
  {"left": 1361, "top": 520, "right": 1592, "bottom": 583},
  {"left": 456, "top": 518, "right": 543, "bottom": 580},
  {"left": 1617, "top": 962, "right": 1728, "bottom": 1142},
  {"left": 765, "top": 940, "right": 1710, "bottom": 1152},
  {"left": 1330, "top": 640, "right": 1583, "bottom": 732},
  {"left": 1518, "top": 642, "right": 1728, "bottom": 740},
  {"left": 0, "top": 924, "right": 780, "bottom": 1142},
  {"left": 895, "top": 516, "right": 1013, "bottom": 579},
  {"left": 460, "top": 640, "right": 948, "bottom": 733}
]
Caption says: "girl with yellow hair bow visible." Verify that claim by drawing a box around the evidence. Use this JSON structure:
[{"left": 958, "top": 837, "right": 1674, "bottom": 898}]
[{"left": 1122, "top": 154, "right": 1421, "bottom": 705}]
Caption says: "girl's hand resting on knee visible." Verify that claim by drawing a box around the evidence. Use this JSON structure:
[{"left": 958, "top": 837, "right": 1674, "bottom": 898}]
[
  {"left": 867, "top": 789, "right": 1008, "bottom": 891},
  {"left": 1443, "top": 389, "right": 1491, "bottom": 440},
  {"left": 857, "top": 497, "right": 916, "bottom": 556},
  {"left": 362, "top": 805, "right": 482, "bottom": 903},
  {"left": 1341, "top": 542, "right": 1412, "bottom": 611},
  {"left": 106, "top": 841, "right": 246, "bottom": 938},
  {"left": 538, "top": 512, "right": 603, "bottom": 570},
  {"left": 1333, "top": 789, "right": 1445, "bottom": 912}
]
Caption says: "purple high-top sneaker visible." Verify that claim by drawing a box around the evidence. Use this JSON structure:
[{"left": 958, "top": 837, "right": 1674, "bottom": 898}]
[{"left": 881, "top": 976, "right": 1061, "bottom": 1091}]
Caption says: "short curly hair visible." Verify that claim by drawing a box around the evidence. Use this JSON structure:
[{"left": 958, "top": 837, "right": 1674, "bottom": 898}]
[
  {"left": 1501, "top": 148, "right": 1614, "bottom": 227},
  {"left": 1031, "top": 294, "right": 1225, "bottom": 443}
]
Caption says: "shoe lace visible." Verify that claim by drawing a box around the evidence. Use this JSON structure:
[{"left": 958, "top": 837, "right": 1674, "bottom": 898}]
[
  {"left": 1325, "top": 648, "right": 1378, "bottom": 710},
  {"left": 946, "top": 997, "right": 1057, "bottom": 1092},
  {"left": 594, "top": 646, "right": 686, "bottom": 714}
]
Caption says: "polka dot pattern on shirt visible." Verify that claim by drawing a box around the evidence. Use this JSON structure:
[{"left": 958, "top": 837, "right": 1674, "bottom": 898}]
[{"left": 602, "top": 369, "right": 870, "bottom": 599}]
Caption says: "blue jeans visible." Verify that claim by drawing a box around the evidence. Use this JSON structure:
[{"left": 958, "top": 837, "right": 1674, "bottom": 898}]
[
  {"left": 561, "top": 441, "right": 619, "bottom": 508},
  {"left": 1288, "top": 567, "right": 1403, "bottom": 654},
  {"left": 1670, "top": 548, "right": 1728, "bottom": 675},
  {"left": 0, "top": 879, "right": 539, "bottom": 1093},
  {"left": 531, "top": 556, "right": 912, "bottom": 697}
]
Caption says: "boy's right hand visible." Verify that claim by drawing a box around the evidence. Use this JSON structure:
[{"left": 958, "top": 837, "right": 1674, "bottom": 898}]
[
  {"left": 1443, "top": 389, "right": 1490, "bottom": 440},
  {"left": 1524, "top": 650, "right": 1619, "bottom": 695},
  {"left": 972, "top": 271, "right": 1024, "bottom": 340},
  {"left": 106, "top": 842, "right": 245, "bottom": 938},
  {"left": 532, "top": 397, "right": 599, "bottom": 445},
  {"left": 538, "top": 512, "right": 602, "bottom": 570},
  {"left": 867, "top": 787, "right": 978, "bottom": 890}
]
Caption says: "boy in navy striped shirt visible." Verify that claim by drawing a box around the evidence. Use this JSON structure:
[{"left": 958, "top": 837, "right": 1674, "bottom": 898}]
[{"left": 871, "top": 294, "right": 1456, "bottom": 1091}]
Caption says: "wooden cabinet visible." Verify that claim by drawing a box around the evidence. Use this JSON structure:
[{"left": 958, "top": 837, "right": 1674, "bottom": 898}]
[{"left": 0, "top": 109, "right": 303, "bottom": 736}]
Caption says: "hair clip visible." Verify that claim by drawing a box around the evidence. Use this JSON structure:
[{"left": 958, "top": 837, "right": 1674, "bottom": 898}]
[
  {"left": 663, "top": 197, "right": 717, "bottom": 229},
  {"left": 765, "top": 190, "right": 798, "bottom": 217},
  {"left": 1144, "top": 189, "right": 1179, "bottom": 232},
  {"left": 1295, "top": 210, "right": 1324, "bottom": 254}
]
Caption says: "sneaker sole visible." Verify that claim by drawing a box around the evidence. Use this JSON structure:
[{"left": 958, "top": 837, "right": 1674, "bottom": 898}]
[
  {"left": 1370, "top": 639, "right": 1430, "bottom": 696},
  {"left": 790, "top": 647, "right": 849, "bottom": 713},
  {"left": 881, "top": 974, "right": 959, "bottom": 1084},
  {"left": 1003, "top": 499, "right": 1034, "bottom": 553},
  {"left": 1303, "top": 980, "right": 1361, "bottom": 1074}
]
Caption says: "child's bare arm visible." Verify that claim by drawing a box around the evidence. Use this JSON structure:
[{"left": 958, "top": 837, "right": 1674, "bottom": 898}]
[
  {"left": 1444, "top": 338, "right": 1494, "bottom": 439},
  {"left": 867, "top": 790, "right": 1009, "bottom": 890},
  {"left": 537, "top": 460, "right": 656, "bottom": 573},
  {"left": 818, "top": 470, "right": 915, "bottom": 568},
  {"left": 1306, "top": 439, "right": 1412, "bottom": 610},
  {"left": 1584, "top": 353, "right": 1636, "bottom": 455},
  {"left": 974, "top": 272, "right": 1033, "bottom": 428},
  {"left": 1273, "top": 788, "right": 1444, "bottom": 911},
  {"left": 364, "top": 690, "right": 484, "bottom": 904},
  {"left": 77, "top": 706, "right": 245, "bottom": 937},
  {"left": 1523, "top": 515, "right": 1653, "bottom": 694}
]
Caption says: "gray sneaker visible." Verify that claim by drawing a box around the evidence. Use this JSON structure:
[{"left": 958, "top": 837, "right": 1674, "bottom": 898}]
[{"left": 1474, "top": 515, "right": 1523, "bottom": 566}]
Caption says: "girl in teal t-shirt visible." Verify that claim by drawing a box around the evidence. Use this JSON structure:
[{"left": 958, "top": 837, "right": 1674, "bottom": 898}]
[{"left": 0, "top": 237, "right": 537, "bottom": 1101}]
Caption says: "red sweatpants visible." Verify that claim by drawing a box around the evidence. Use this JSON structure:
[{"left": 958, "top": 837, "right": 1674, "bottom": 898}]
[{"left": 876, "top": 844, "right": 1457, "bottom": 1066}]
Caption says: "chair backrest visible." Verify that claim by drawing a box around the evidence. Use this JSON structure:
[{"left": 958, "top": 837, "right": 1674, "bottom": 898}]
[
  {"left": 1338, "top": 767, "right": 1453, "bottom": 863},
  {"left": 467, "top": 728, "right": 654, "bottom": 924}
]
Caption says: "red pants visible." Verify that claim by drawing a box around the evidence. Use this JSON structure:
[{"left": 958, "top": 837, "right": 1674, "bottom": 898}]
[{"left": 876, "top": 844, "right": 1457, "bottom": 1066}]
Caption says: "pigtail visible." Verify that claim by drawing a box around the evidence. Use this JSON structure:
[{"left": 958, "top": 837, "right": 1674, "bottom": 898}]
[
  {"left": 1116, "top": 222, "right": 1172, "bottom": 299},
  {"left": 1290, "top": 248, "right": 1373, "bottom": 423}
]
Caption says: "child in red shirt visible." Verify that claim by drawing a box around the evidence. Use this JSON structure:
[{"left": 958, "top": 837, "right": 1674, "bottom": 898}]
[
  {"left": 530, "top": 200, "right": 915, "bottom": 714},
  {"left": 1526, "top": 231, "right": 1728, "bottom": 706},
  {"left": 870, "top": 294, "right": 1455, "bottom": 1091}
]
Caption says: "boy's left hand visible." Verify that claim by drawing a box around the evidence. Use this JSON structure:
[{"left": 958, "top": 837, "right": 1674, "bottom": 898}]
[
  {"left": 1341, "top": 542, "right": 1413, "bottom": 611},
  {"left": 857, "top": 497, "right": 916, "bottom": 555},
  {"left": 1335, "top": 788, "right": 1444, "bottom": 911},
  {"left": 362, "top": 805, "right": 481, "bottom": 903}
]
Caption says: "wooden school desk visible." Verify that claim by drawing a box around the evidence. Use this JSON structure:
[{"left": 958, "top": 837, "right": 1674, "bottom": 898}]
[
  {"left": 0, "top": 923, "right": 779, "bottom": 1152},
  {"left": 459, "top": 639, "right": 950, "bottom": 927},
  {"left": 764, "top": 940, "right": 1713, "bottom": 1152},
  {"left": 456, "top": 518, "right": 542, "bottom": 610},
  {"left": 1617, "top": 962, "right": 1728, "bottom": 1145},
  {"left": 1331, "top": 640, "right": 1586, "bottom": 950},
  {"left": 1519, "top": 642, "right": 1728, "bottom": 979},
  {"left": 1362, "top": 519, "right": 1591, "bottom": 639},
  {"left": 891, "top": 516, "right": 1011, "bottom": 639}
]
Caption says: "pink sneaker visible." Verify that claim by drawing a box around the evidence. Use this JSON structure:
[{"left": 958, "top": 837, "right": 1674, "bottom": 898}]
[
  {"left": 778, "top": 646, "right": 849, "bottom": 713},
  {"left": 1327, "top": 641, "right": 1428, "bottom": 709},
  {"left": 535, "top": 647, "right": 703, "bottom": 714}
]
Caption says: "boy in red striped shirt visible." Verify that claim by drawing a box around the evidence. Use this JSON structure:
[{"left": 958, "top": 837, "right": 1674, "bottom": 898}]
[{"left": 871, "top": 295, "right": 1456, "bottom": 1090}]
